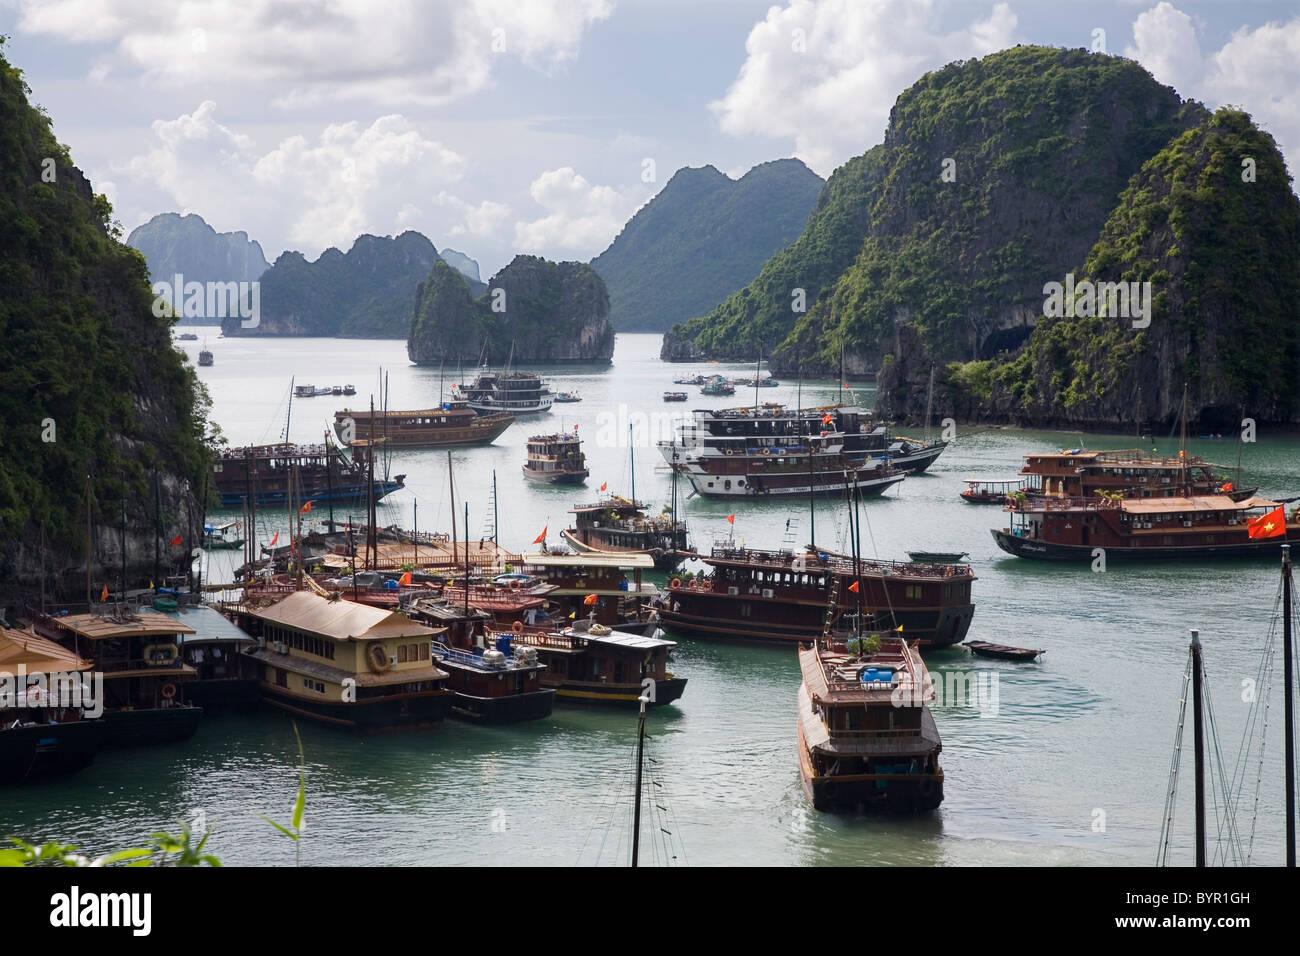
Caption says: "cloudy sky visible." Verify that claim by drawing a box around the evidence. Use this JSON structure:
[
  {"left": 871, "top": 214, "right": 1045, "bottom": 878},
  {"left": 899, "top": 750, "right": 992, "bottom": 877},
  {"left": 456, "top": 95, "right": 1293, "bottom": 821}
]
[{"left": 2, "top": 0, "right": 1297, "bottom": 276}]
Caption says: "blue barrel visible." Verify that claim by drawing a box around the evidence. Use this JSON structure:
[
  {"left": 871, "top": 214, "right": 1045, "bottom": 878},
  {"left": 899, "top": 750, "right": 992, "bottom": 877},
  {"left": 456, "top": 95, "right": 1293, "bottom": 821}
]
[
  {"left": 496, "top": 635, "right": 513, "bottom": 656},
  {"left": 877, "top": 670, "right": 893, "bottom": 682}
]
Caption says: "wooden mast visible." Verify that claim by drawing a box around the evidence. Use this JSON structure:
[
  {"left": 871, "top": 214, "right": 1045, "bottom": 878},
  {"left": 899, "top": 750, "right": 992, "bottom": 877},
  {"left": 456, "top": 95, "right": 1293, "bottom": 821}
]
[
  {"left": 632, "top": 691, "right": 648, "bottom": 867},
  {"left": 1191, "top": 627, "right": 1206, "bottom": 867},
  {"left": 448, "top": 450, "right": 457, "bottom": 580}
]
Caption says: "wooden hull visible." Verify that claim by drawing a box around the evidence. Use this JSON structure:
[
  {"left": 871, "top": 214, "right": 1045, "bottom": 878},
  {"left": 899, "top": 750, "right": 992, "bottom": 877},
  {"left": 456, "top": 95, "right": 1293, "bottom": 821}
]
[
  {"left": 333, "top": 416, "right": 511, "bottom": 449},
  {"left": 259, "top": 686, "right": 455, "bottom": 733},
  {"left": 992, "top": 527, "right": 1300, "bottom": 562},
  {"left": 183, "top": 678, "right": 262, "bottom": 711},
  {"left": 102, "top": 706, "right": 203, "bottom": 748},
  {"left": 797, "top": 711, "right": 943, "bottom": 813},
  {"left": 682, "top": 468, "right": 904, "bottom": 498},
  {"left": 545, "top": 676, "right": 687, "bottom": 708},
  {"left": 448, "top": 688, "right": 556, "bottom": 723},
  {"left": 215, "top": 479, "right": 403, "bottom": 509},
  {"left": 522, "top": 468, "right": 588, "bottom": 484},
  {"left": 657, "top": 591, "right": 973, "bottom": 648},
  {"left": 0, "top": 720, "right": 106, "bottom": 783},
  {"left": 966, "top": 641, "right": 1042, "bottom": 661}
]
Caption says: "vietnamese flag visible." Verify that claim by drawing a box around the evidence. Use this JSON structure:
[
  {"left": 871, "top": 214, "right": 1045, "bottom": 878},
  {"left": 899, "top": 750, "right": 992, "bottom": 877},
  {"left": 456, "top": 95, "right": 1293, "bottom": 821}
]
[
  {"left": 269, "top": 531, "right": 279, "bottom": 547},
  {"left": 583, "top": 593, "right": 598, "bottom": 605},
  {"left": 1248, "top": 506, "right": 1286, "bottom": 539},
  {"left": 533, "top": 525, "right": 547, "bottom": 544},
  {"left": 821, "top": 413, "right": 833, "bottom": 425},
  {"left": 600, "top": 482, "right": 607, "bottom": 491},
  {"left": 726, "top": 514, "right": 735, "bottom": 524},
  {"left": 300, "top": 500, "right": 312, "bottom": 514},
  {"left": 169, "top": 533, "right": 183, "bottom": 546},
  {"left": 100, "top": 584, "right": 109, "bottom": 602},
  {"left": 848, "top": 581, "right": 860, "bottom": 593},
  {"left": 398, "top": 571, "right": 412, "bottom": 586}
]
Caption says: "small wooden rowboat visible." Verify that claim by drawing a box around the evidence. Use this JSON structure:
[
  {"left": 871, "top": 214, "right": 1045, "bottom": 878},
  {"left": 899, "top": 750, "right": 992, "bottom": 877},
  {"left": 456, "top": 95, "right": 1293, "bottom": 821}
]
[
  {"left": 907, "top": 551, "right": 969, "bottom": 563},
  {"left": 965, "top": 641, "right": 1043, "bottom": 662}
]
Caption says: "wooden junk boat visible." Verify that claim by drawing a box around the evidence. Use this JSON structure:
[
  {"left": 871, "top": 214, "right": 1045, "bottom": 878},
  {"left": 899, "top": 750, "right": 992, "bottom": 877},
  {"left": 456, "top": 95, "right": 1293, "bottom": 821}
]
[
  {"left": 522, "top": 431, "right": 590, "bottom": 484},
  {"left": 33, "top": 605, "right": 202, "bottom": 746},
  {"left": 402, "top": 599, "right": 554, "bottom": 723},
  {"left": 0, "top": 626, "right": 105, "bottom": 783},
  {"left": 492, "top": 617, "right": 686, "bottom": 708},
  {"left": 1018, "top": 448, "right": 1255, "bottom": 500},
  {"left": 659, "top": 404, "right": 946, "bottom": 476},
  {"left": 561, "top": 496, "right": 689, "bottom": 571},
  {"left": 332, "top": 401, "right": 513, "bottom": 448},
  {"left": 212, "top": 439, "right": 404, "bottom": 509},
  {"left": 511, "top": 551, "right": 666, "bottom": 635},
  {"left": 993, "top": 493, "right": 1300, "bottom": 561},
  {"left": 221, "top": 590, "right": 455, "bottom": 732},
  {"left": 798, "top": 633, "right": 944, "bottom": 813},
  {"left": 655, "top": 546, "right": 975, "bottom": 648}
]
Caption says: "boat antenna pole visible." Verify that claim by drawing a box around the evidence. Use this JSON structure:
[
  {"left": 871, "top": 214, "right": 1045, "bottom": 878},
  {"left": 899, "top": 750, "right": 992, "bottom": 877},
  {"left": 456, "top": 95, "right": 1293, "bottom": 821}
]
[
  {"left": 284, "top": 375, "right": 294, "bottom": 443},
  {"left": 1191, "top": 627, "right": 1206, "bottom": 867},
  {"left": 1284, "top": 545, "right": 1296, "bottom": 866},
  {"left": 632, "top": 691, "right": 648, "bottom": 867},
  {"left": 464, "top": 501, "right": 470, "bottom": 616}
]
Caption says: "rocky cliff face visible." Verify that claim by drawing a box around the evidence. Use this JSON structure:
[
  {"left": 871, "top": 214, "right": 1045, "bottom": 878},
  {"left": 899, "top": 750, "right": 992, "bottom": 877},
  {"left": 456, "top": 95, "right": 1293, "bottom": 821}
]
[
  {"left": 879, "top": 108, "right": 1300, "bottom": 430},
  {"left": 664, "top": 47, "right": 1202, "bottom": 378},
  {"left": 439, "top": 248, "right": 483, "bottom": 286},
  {"left": 127, "top": 212, "right": 268, "bottom": 324},
  {"left": 1, "top": 40, "right": 209, "bottom": 602},
  {"left": 592, "top": 159, "right": 823, "bottom": 332},
  {"left": 408, "top": 255, "right": 614, "bottom": 365},
  {"left": 223, "top": 230, "right": 439, "bottom": 337}
]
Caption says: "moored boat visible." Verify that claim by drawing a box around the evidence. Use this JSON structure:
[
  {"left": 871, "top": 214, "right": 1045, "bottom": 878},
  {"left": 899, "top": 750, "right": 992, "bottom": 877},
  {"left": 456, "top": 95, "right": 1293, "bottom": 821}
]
[
  {"left": 522, "top": 431, "right": 589, "bottom": 484},
  {"left": 965, "top": 640, "right": 1043, "bottom": 661},
  {"left": 0, "top": 626, "right": 106, "bottom": 783},
  {"left": 203, "top": 520, "right": 245, "bottom": 550},
  {"left": 553, "top": 390, "right": 582, "bottom": 403},
  {"left": 663, "top": 391, "right": 688, "bottom": 402},
  {"left": 992, "top": 493, "right": 1300, "bottom": 561},
  {"left": 221, "top": 590, "right": 455, "bottom": 732},
  {"left": 211, "top": 440, "right": 404, "bottom": 509},
  {"left": 1018, "top": 448, "right": 1254, "bottom": 500},
  {"left": 198, "top": 348, "right": 213, "bottom": 367},
  {"left": 333, "top": 402, "right": 513, "bottom": 449},
  {"left": 798, "top": 633, "right": 944, "bottom": 812},
  {"left": 960, "top": 478, "right": 1025, "bottom": 504},
  {"left": 561, "top": 496, "right": 689, "bottom": 570}
]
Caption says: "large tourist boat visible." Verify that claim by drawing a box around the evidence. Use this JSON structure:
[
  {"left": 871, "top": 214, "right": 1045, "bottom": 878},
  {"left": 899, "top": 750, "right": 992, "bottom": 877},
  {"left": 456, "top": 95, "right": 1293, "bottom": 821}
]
[
  {"left": 0, "top": 626, "right": 105, "bottom": 783},
  {"left": 454, "top": 363, "right": 553, "bottom": 415},
  {"left": 173, "top": 604, "right": 260, "bottom": 711},
  {"left": 211, "top": 440, "right": 404, "bottom": 509},
  {"left": 514, "top": 551, "right": 664, "bottom": 633},
  {"left": 654, "top": 546, "right": 975, "bottom": 648},
  {"left": 522, "top": 431, "right": 589, "bottom": 484},
  {"left": 34, "top": 605, "right": 202, "bottom": 746},
  {"left": 659, "top": 404, "right": 947, "bottom": 475},
  {"left": 993, "top": 493, "right": 1300, "bottom": 561},
  {"left": 222, "top": 590, "right": 455, "bottom": 732},
  {"left": 561, "top": 497, "right": 689, "bottom": 570},
  {"left": 1018, "top": 448, "right": 1254, "bottom": 500},
  {"left": 402, "top": 599, "right": 554, "bottom": 723},
  {"left": 499, "top": 618, "right": 686, "bottom": 708},
  {"left": 797, "top": 633, "right": 943, "bottom": 812},
  {"left": 332, "top": 401, "right": 513, "bottom": 449}
]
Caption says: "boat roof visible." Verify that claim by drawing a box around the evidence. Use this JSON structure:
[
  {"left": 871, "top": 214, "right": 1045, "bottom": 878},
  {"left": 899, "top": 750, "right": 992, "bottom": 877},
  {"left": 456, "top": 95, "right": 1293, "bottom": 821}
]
[
  {"left": 335, "top": 405, "right": 472, "bottom": 417},
  {"left": 520, "top": 551, "right": 655, "bottom": 570},
  {"left": 0, "top": 626, "right": 94, "bottom": 674},
  {"left": 205, "top": 520, "right": 241, "bottom": 532},
  {"left": 574, "top": 629, "right": 677, "bottom": 651},
  {"left": 164, "top": 605, "right": 257, "bottom": 646},
  {"left": 569, "top": 495, "right": 643, "bottom": 513},
  {"left": 242, "top": 591, "right": 444, "bottom": 641},
  {"left": 1121, "top": 494, "right": 1281, "bottom": 513},
  {"left": 50, "top": 608, "right": 197, "bottom": 640}
]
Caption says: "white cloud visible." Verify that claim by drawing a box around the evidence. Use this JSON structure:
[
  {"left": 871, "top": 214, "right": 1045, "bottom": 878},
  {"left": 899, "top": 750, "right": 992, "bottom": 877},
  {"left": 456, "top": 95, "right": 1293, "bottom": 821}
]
[
  {"left": 1126, "top": 4, "right": 1300, "bottom": 183},
  {"left": 117, "top": 101, "right": 483, "bottom": 256},
  {"left": 15, "top": 0, "right": 612, "bottom": 106},
  {"left": 435, "top": 192, "right": 512, "bottom": 237},
  {"left": 513, "top": 167, "right": 639, "bottom": 255},
  {"left": 711, "top": 0, "right": 1019, "bottom": 175}
]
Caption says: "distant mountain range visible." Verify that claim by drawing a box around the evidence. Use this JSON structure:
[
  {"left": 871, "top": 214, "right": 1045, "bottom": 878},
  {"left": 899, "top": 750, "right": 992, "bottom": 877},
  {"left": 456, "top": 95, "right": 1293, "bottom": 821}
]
[{"left": 590, "top": 159, "right": 823, "bottom": 332}]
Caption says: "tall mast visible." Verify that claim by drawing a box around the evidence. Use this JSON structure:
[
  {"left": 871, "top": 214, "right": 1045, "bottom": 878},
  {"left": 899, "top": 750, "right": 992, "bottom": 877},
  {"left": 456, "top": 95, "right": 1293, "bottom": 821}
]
[
  {"left": 852, "top": 477, "right": 862, "bottom": 632},
  {"left": 838, "top": 341, "right": 845, "bottom": 405},
  {"left": 1191, "top": 627, "right": 1206, "bottom": 867},
  {"left": 85, "top": 474, "right": 93, "bottom": 604},
  {"left": 924, "top": 365, "right": 935, "bottom": 443},
  {"left": 413, "top": 498, "right": 419, "bottom": 570},
  {"left": 284, "top": 376, "right": 294, "bottom": 443},
  {"left": 632, "top": 693, "right": 648, "bottom": 867},
  {"left": 492, "top": 470, "right": 499, "bottom": 545},
  {"left": 1284, "top": 545, "right": 1296, "bottom": 867},
  {"left": 448, "top": 450, "right": 457, "bottom": 577},
  {"left": 464, "top": 501, "right": 470, "bottom": 616},
  {"left": 326, "top": 435, "right": 335, "bottom": 532},
  {"left": 366, "top": 397, "right": 377, "bottom": 571},
  {"left": 119, "top": 495, "right": 127, "bottom": 599},
  {"left": 153, "top": 471, "right": 161, "bottom": 587},
  {"left": 754, "top": 339, "right": 761, "bottom": 409},
  {"left": 629, "top": 423, "right": 636, "bottom": 506}
]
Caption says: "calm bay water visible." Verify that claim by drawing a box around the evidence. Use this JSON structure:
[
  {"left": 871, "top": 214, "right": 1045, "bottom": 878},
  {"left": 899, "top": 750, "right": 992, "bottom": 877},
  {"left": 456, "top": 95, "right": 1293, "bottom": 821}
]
[{"left": 3, "top": 330, "right": 1295, "bottom": 866}]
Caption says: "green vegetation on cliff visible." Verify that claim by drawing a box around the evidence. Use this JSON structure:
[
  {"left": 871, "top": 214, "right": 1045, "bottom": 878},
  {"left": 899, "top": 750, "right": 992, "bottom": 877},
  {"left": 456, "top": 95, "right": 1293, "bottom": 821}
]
[
  {"left": 408, "top": 255, "right": 614, "bottom": 365},
  {"left": 0, "top": 39, "right": 211, "bottom": 591},
  {"left": 592, "top": 159, "right": 823, "bottom": 332},
  {"left": 665, "top": 47, "right": 1201, "bottom": 373},
  {"left": 977, "top": 108, "right": 1300, "bottom": 428}
]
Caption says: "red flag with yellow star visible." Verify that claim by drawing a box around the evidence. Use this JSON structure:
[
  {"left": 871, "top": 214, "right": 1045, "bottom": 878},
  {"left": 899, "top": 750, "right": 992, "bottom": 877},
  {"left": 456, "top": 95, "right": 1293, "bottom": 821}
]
[{"left": 1248, "top": 506, "right": 1286, "bottom": 539}]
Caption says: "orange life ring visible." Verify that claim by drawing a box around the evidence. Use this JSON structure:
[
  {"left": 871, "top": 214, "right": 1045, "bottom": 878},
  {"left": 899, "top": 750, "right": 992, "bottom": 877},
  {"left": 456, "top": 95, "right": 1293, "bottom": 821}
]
[
  {"left": 160, "top": 683, "right": 177, "bottom": 700},
  {"left": 509, "top": 579, "right": 521, "bottom": 591},
  {"left": 670, "top": 578, "right": 682, "bottom": 590},
  {"left": 512, "top": 620, "right": 524, "bottom": 634}
]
